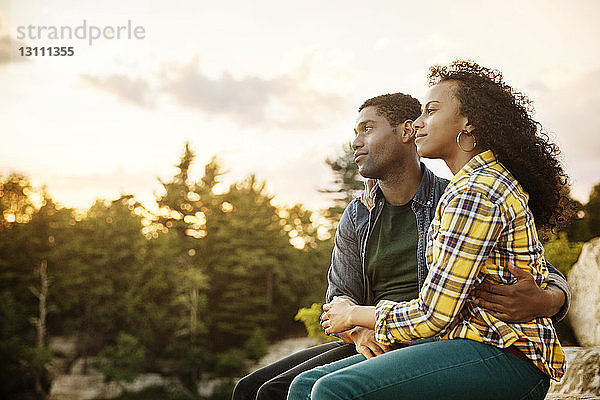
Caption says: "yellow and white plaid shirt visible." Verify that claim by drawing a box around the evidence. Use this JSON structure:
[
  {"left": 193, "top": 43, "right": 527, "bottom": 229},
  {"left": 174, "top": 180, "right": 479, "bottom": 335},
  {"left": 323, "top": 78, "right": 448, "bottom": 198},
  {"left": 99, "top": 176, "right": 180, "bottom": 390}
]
[{"left": 374, "top": 150, "right": 565, "bottom": 380}]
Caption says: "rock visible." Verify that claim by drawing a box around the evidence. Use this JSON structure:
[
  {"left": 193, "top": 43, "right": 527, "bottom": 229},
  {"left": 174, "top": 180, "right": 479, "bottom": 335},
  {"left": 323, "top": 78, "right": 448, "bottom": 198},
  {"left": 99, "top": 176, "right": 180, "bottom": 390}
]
[
  {"left": 547, "top": 346, "right": 600, "bottom": 399},
  {"left": 48, "top": 336, "right": 79, "bottom": 359},
  {"left": 249, "top": 337, "right": 319, "bottom": 373},
  {"left": 48, "top": 372, "right": 121, "bottom": 400},
  {"left": 154, "top": 358, "right": 184, "bottom": 375},
  {"left": 198, "top": 337, "right": 320, "bottom": 397},
  {"left": 121, "top": 374, "right": 184, "bottom": 393},
  {"left": 197, "top": 378, "right": 232, "bottom": 397},
  {"left": 47, "top": 357, "right": 72, "bottom": 378},
  {"left": 48, "top": 372, "right": 185, "bottom": 400},
  {"left": 69, "top": 357, "right": 101, "bottom": 375},
  {"left": 567, "top": 237, "right": 600, "bottom": 347},
  {"left": 49, "top": 358, "right": 185, "bottom": 400}
]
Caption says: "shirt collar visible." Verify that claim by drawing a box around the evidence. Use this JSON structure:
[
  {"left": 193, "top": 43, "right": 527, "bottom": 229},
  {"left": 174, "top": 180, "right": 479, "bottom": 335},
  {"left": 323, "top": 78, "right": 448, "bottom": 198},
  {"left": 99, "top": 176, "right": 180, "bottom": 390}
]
[
  {"left": 412, "top": 163, "right": 437, "bottom": 208},
  {"left": 451, "top": 150, "right": 497, "bottom": 184},
  {"left": 372, "top": 162, "right": 437, "bottom": 208}
]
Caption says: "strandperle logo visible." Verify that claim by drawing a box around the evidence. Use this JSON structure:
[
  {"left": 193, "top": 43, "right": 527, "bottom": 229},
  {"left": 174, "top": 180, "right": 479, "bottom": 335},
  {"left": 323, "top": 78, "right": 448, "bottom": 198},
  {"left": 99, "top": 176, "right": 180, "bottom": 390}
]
[{"left": 16, "top": 20, "right": 146, "bottom": 46}]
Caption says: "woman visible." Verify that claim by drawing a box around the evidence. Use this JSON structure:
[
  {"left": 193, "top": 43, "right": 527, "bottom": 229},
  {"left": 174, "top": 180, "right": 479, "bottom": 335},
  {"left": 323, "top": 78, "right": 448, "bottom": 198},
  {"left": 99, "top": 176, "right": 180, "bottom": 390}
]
[{"left": 287, "top": 60, "right": 569, "bottom": 400}]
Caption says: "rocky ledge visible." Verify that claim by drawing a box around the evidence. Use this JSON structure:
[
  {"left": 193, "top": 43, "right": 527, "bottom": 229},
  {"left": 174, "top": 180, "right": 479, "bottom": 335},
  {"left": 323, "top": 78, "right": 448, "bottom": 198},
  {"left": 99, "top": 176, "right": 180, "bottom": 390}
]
[{"left": 547, "top": 346, "right": 600, "bottom": 399}]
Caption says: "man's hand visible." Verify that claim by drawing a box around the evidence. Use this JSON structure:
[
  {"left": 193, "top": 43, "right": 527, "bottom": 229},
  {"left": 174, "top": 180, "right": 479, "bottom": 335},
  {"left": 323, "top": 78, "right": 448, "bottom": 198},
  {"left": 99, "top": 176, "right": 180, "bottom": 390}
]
[
  {"left": 473, "top": 263, "right": 565, "bottom": 323},
  {"left": 338, "top": 327, "right": 394, "bottom": 359}
]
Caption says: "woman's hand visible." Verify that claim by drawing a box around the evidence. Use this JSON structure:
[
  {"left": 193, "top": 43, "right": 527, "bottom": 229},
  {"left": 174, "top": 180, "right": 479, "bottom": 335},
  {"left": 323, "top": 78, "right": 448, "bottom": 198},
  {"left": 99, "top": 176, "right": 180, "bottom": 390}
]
[
  {"left": 360, "top": 179, "right": 378, "bottom": 211},
  {"left": 321, "top": 297, "right": 356, "bottom": 335}
]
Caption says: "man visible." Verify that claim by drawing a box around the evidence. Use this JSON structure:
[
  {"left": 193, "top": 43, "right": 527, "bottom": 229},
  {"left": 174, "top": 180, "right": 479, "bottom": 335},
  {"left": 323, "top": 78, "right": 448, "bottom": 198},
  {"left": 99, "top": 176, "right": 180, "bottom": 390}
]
[{"left": 232, "top": 93, "right": 570, "bottom": 400}]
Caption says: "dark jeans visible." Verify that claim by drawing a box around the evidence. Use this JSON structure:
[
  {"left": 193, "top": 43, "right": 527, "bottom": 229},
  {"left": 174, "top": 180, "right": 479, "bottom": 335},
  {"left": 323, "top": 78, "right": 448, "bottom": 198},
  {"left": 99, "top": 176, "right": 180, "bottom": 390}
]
[{"left": 232, "top": 341, "right": 357, "bottom": 400}]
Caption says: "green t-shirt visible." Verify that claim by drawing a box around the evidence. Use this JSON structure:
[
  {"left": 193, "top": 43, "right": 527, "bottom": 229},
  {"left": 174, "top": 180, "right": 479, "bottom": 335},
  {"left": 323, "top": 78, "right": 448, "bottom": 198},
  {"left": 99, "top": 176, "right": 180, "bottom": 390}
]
[{"left": 366, "top": 200, "right": 419, "bottom": 304}]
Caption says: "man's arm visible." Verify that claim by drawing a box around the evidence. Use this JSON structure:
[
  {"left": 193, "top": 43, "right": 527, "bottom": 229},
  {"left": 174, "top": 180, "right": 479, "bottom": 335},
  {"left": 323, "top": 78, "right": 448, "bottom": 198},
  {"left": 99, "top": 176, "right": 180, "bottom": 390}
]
[
  {"left": 325, "top": 213, "right": 399, "bottom": 357},
  {"left": 473, "top": 261, "right": 570, "bottom": 323},
  {"left": 325, "top": 200, "right": 364, "bottom": 304},
  {"left": 545, "top": 260, "right": 571, "bottom": 322}
]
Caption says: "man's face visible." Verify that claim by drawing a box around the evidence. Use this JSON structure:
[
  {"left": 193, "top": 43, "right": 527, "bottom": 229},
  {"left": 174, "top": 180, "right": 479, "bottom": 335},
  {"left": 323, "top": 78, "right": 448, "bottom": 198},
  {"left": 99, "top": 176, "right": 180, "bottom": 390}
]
[{"left": 352, "top": 106, "right": 404, "bottom": 179}]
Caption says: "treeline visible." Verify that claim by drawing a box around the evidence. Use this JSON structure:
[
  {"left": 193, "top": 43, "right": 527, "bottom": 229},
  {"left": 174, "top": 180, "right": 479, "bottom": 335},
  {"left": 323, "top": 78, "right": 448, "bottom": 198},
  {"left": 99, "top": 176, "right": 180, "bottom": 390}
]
[
  {"left": 543, "top": 181, "right": 600, "bottom": 276},
  {"left": 0, "top": 143, "right": 363, "bottom": 399},
  {"left": 1, "top": 142, "right": 597, "bottom": 399}
]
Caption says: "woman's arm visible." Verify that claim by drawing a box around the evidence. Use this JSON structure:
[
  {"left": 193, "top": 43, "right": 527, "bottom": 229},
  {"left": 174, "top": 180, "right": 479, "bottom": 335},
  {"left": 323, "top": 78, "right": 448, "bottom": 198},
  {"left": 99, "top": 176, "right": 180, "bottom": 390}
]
[
  {"left": 321, "top": 297, "right": 376, "bottom": 334},
  {"left": 323, "top": 189, "right": 505, "bottom": 340},
  {"left": 373, "top": 189, "right": 505, "bottom": 345}
]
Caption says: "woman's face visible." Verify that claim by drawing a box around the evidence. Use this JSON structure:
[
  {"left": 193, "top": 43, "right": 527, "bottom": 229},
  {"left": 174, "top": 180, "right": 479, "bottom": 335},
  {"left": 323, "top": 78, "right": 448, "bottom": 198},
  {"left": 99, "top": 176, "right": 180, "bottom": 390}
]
[{"left": 413, "top": 81, "right": 470, "bottom": 160}]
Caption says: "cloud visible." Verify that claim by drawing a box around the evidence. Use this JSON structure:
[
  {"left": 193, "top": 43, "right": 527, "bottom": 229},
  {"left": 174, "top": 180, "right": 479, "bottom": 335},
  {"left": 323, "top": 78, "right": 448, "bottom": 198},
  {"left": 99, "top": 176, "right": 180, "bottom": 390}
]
[
  {"left": 522, "top": 80, "right": 549, "bottom": 98},
  {"left": 161, "top": 56, "right": 348, "bottom": 130},
  {"left": 540, "top": 69, "right": 600, "bottom": 158},
  {"left": 0, "top": 34, "right": 30, "bottom": 66},
  {"left": 534, "top": 68, "right": 600, "bottom": 200},
  {"left": 80, "top": 73, "right": 154, "bottom": 107},
  {"left": 80, "top": 55, "right": 348, "bottom": 130},
  {"left": 161, "top": 58, "right": 287, "bottom": 126}
]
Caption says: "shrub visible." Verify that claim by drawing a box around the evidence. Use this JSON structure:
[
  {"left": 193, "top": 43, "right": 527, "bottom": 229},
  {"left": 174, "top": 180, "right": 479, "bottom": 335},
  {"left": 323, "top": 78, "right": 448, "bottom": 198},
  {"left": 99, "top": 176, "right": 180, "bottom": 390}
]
[
  {"left": 213, "top": 349, "right": 246, "bottom": 377},
  {"left": 544, "top": 233, "right": 584, "bottom": 276},
  {"left": 295, "top": 303, "right": 337, "bottom": 343},
  {"left": 94, "top": 332, "right": 147, "bottom": 382},
  {"left": 244, "top": 328, "right": 268, "bottom": 362}
]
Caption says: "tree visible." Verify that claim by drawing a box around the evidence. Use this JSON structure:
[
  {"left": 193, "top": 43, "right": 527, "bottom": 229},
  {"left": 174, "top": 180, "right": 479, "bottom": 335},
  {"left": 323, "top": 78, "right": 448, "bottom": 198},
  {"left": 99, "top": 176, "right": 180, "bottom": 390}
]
[
  {"left": 205, "top": 175, "right": 288, "bottom": 349},
  {"left": 49, "top": 195, "right": 148, "bottom": 370},
  {"left": 320, "top": 145, "right": 364, "bottom": 223},
  {"left": 28, "top": 260, "right": 52, "bottom": 395},
  {"left": 562, "top": 198, "right": 592, "bottom": 243},
  {"left": 153, "top": 144, "right": 228, "bottom": 385},
  {"left": 272, "top": 204, "right": 332, "bottom": 329},
  {"left": 585, "top": 182, "right": 600, "bottom": 238},
  {"left": 0, "top": 174, "right": 66, "bottom": 398},
  {"left": 0, "top": 145, "right": 347, "bottom": 395},
  {"left": 94, "top": 332, "right": 147, "bottom": 382},
  {"left": 0, "top": 173, "right": 38, "bottom": 230},
  {"left": 203, "top": 173, "right": 332, "bottom": 351},
  {"left": 544, "top": 233, "right": 585, "bottom": 275},
  {"left": 557, "top": 182, "right": 600, "bottom": 243},
  {"left": 156, "top": 143, "right": 222, "bottom": 338}
]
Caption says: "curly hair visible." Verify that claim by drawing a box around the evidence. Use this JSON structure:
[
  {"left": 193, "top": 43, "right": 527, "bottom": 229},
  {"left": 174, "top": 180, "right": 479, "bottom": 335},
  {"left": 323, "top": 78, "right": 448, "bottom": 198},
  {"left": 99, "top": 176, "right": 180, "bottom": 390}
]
[
  {"left": 359, "top": 93, "right": 421, "bottom": 129},
  {"left": 427, "top": 60, "right": 570, "bottom": 231}
]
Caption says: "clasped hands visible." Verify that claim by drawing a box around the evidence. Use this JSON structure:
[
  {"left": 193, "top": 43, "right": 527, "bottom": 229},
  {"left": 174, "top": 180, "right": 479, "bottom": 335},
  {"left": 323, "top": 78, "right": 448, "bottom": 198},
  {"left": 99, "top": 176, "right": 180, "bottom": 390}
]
[
  {"left": 322, "top": 263, "right": 560, "bottom": 337},
  {"left": 321, "top": 297, "right": 359, "bottom": 335},
  {"left": 322, "top": 298, "right": 395, "bottom": 359}
]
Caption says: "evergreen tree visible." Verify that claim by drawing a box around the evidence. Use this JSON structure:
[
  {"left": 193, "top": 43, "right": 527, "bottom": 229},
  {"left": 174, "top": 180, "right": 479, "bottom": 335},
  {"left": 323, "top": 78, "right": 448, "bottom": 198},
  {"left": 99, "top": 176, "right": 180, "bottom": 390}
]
[
  {"left": 156, "top": 143, "right": 222, "bottom": 338},
  {"left": 320, "top": 145, "right": 364, "bottom": 224},
  {"left": 585, "top": 182, "right": 600, "bottom": 238},
  {"left": 153, "top": 143, "right": 225, "bottom": 384},
  {"left": 206, "top": 175, "right": 287, "bottom": 349},
  {"left": 562, "top": 198, "right": 592, "bottom": 242},
  {"left": 0, "top": 174, "right": 67, "bottom": 397}
]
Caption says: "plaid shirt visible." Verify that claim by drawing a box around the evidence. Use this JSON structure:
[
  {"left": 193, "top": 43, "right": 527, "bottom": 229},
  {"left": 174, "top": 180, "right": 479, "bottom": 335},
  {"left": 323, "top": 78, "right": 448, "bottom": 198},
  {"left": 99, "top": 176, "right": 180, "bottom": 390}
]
[{"left": 374, "top": 150, "right": 565, "bottom": 381}]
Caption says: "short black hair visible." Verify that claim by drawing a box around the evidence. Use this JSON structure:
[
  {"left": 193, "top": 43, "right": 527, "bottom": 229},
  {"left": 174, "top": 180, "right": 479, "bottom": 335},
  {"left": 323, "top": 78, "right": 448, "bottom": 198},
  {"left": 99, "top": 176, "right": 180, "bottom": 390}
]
[{"left": 358, "top": 93, "right": 421, "bottom": 128}]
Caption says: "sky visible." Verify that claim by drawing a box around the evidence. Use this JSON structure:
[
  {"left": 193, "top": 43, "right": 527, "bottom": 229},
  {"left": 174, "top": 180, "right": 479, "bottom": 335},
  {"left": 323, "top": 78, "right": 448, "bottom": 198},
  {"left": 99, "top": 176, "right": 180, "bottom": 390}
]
[{"left": 1, "top": 0, "right": 599, "bottom": 212}]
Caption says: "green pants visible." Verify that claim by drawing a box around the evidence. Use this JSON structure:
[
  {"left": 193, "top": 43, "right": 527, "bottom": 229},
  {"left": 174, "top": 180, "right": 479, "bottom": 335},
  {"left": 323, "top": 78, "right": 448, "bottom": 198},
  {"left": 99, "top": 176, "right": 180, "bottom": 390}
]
[{"left": 287, "top": 338, "right": 550, "bottom": 400}]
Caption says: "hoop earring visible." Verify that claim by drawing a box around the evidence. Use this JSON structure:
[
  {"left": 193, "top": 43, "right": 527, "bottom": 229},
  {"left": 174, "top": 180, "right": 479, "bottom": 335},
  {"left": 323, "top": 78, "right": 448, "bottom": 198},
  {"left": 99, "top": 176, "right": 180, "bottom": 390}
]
[{"left": 456, "top": 130, "right": 477, "bottom": 152}]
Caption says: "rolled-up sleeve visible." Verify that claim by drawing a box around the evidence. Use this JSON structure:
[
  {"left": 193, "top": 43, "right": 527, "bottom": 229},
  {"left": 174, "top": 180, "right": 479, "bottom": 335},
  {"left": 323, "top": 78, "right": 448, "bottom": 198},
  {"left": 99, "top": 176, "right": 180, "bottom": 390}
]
[
  {"left": 375, "top": 190, "right": 505, "bottom": 344},
  {"left": 545, "top": 261, "right": 571, "bottom": 323}
]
